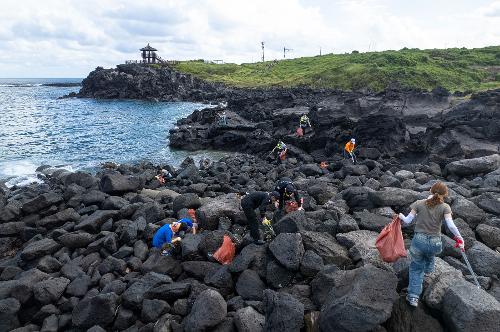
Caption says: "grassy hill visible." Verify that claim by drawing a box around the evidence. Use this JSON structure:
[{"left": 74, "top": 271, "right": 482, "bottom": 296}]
[{"left": 173, "top": 46, "right": 500, "bottom": 92}]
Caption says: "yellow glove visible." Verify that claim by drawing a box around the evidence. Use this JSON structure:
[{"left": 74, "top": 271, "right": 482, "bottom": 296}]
[{"left": 262, "top": 217, "right": 271, "bottom": 226}]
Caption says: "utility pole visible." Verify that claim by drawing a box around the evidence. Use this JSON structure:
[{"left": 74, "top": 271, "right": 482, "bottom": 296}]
[
  {"left": 320, "top": 46, "right": 322, "bottom": 56},
  {"left": 283, "top": 46, "right": 293, "bottom": 58},
  {"left": 261, "top": 42, "right": 265, "bottom": 62}
]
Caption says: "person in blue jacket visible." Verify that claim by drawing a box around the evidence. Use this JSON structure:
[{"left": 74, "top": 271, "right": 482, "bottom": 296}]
[{"left": 152, "top": 218, "right": 194, "bottom": 255}]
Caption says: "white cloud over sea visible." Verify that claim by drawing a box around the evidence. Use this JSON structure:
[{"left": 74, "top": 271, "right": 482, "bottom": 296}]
[{"left": 0, "top": 0, "right": 499, "bottom": 77}]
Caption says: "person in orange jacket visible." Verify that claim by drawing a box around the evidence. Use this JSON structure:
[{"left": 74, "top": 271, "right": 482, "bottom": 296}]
[{"left": 344, "top": 138, "right": 357, "bottom": 163}]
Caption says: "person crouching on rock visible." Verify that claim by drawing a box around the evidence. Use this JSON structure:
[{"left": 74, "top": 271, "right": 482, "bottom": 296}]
[
  {"left": 344, "top": 138, "right": 357, "bottom": 163},
  {"left": 274, "top": 177, "right": 303, "bottom": 212},
  {"left": 241, "top": 191, "right": 280, "bottom": 245},
  {"left": 397, "top": 181, "right": 465, "bottom": 307},
  {"left": 152, "top": 219, "right": 193, "bottom": 256}
]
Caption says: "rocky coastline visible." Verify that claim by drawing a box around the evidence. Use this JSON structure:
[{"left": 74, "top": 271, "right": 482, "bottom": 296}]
[{"left": 1, "top": 64, "right": 500, "bottom": 331}]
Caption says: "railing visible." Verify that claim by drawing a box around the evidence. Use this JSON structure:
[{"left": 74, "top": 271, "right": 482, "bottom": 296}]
[{"left": 124, "top": 59, "right": 179, "bottom": 65}]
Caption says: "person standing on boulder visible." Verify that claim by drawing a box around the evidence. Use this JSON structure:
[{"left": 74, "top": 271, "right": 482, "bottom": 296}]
[
  {"left": 274, "top": 178, "right": 303, "bottom": 211},
  {"left": 344, "top": 138, "right": 357, "bottom": 163},
  {"left": 397, "top": 181, "right": 465, "bottom": 307},
  {"left": 241, "top": 191, "right": 280, "bottom": 245},
  {"left": 299, "top": 114, "right": 312, "bottom": 135}
]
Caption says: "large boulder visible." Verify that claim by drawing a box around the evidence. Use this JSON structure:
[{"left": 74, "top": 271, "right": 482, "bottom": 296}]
[
  {"left": 74, "top": 210, "right": 118, "bottom": 233},
  {"left": 386, "top": 296, "right": 444, "bottom": 332},
  {"left": 353, "top": 210, "right": 391, "bottom": 232},
  {"left": 197, "top": 193, "right": 243, "bottom": 230},
  {"left": 33, "top": 277, "right": 70, "bottom": 304},
  {"left": 72, "top": 292, "right": 119, "bottom": 329},
  {"left": 451, "top": 197, "right": 487, "bottom": 228},
  {"left": 475, "top": 223, "right": 500, "bottom": 249},
  {"left": 269, "top": 233, "right": 305, "bottom": 271},
  {"left": 236, "top": 269, "right": 265, "bottom": 301},
  {"left": 21, "top": 192, "right": 63, "bottom": 214},
  {"left": 422, "top": 258, "right": 463, "bottom": 309},
  {"left": 442, "top": 278, "right": 500, "bottom": 332},
  {"left": 172, "top": 193, "right": 202, "bottom": 214},
  {"left": 36, "top": 208, "right": 80, "bottom": 229},
  {"left": 100, "top": 172, "right": 142, "bottom": 194},
  {"left": 58, "top": 232, "right": 95, "bottom": 248},
  {"left": 183, "top": 289, "right": 227, "bottom": 332},
  {"left": 341, "top": 186, "right": 376, "bottom": 211},
  {"left": 445, "top": 154, "right": 500, "bottom": 177},
  {"left": 0, "top": 298, "right": 21, "bottom": 331},
  {"left": 301, "top": 231, "right": 351, "bottom": 268},
  {"left": 368, "top": 187, "right": 421, "bottom": 207},
  {"left": 21, "top": 238, "right": 61, "bottom": 261},
  {"left": 336, "top": 230, "right": 392, "bottom": 270},
  {"left": 475, "top": 192, "right": 500, "bottom": 216},
  {"left": 319, "top": 264, "right": 398, "bottom": 332},
  {"left": 263, "top": 289, "right": 304, "bottom": 332},
  {"left": 466, "top": 242, "right": 500, "bottom": 277},
  {"left": 274, "top": 210, "right": 306, "bottom": 234}
]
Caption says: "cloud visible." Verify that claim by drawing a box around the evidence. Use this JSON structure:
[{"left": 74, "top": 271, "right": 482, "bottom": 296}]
[{"left": 0, "top": 0, "right": 498, "bottom": 77}]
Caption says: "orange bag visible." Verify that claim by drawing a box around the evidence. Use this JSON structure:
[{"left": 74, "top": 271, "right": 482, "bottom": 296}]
[
  {"left": 213, "top": 235, "right": 236, "bottom": 265},
  {"left": 296, "top": 127, "right": 304, "bottom": 137},
  {"left": 375, "top": 217, "right": 407, "bottom": 263},
  {"left": 279, "top": 150, "right": 287, "bottom": 161}
]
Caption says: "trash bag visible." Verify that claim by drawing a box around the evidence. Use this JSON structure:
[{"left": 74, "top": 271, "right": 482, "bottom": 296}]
[
  {"left": 187, "top": 208, "right": 197, "bottom": 221},
  {"left": 285, "top": 198, "right": 304, "bottom": 213},
  {"left": 213, "top": 235, "right": 236, "bottom": 265},
  {"left": 279, "top": 150, "right": 287, "bottom": 161},
  {"left": 296, "top": 127, "right": 304, "bottom": 137},
  {"left": 375, "top": 217, "right": 407, "bottom": 263}
]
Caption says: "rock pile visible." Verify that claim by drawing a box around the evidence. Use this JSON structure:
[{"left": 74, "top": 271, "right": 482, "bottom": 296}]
[{"left": 1, "top": 152, "right": 500, "bottom": 331}]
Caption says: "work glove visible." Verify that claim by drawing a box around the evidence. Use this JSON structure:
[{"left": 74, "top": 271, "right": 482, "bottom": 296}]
[
  {"left": 297, "top": 206, "right": 304, "bottom": 211},
  {"left": 262, "top": 217, "right": 271, "bottom": 226},
  {"left": 453, "top": 236, "right": 465, "bottom": 251}
]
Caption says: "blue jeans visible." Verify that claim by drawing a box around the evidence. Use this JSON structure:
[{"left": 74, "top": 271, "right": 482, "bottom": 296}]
[{"left": 408, "top": 233, "right": 442, "bottom": 298}]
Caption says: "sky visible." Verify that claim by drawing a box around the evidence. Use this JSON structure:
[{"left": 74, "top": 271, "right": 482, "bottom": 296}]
[{"left": 0, "top": 0, "right": 499, "bottom": 78}]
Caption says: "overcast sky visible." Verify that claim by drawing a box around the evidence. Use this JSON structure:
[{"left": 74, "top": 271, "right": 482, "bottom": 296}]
[{"left": 0, "top": 0, "right": 499, "bottom": 78}]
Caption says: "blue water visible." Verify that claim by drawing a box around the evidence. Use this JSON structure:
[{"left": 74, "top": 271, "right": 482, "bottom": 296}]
[{"left": 0, "top": 78, "right": 224, "bottom": 187}]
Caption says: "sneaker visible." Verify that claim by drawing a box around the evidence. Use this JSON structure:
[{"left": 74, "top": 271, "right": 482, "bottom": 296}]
[
  {"left": 254, "top": 239, "right": 266, "bottom": 245},
  {"left": 406, "top": 295, "right": 418, "bottom": 307}
]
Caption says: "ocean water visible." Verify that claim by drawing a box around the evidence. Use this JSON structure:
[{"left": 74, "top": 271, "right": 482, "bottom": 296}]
[{"left": 0, "top": 78, "right": 224, "bottom": 187}]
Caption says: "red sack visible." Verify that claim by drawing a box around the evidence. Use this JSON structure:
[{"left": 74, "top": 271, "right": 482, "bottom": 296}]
[
  {"left": 285, "top": 198, "right": 304, "bottom": 213},
  {"left": 279, "top": 150, "right": 287, "bottom": 161},
  {"left": 187, "top": 208, "right": 197, "bottom": 221},
  {"left": 213, "top": 235, "right": 236, "bottom": 265},
  {"left": 375, "top": 217, "right": 407, "bottom": 263},
  {"left": 296, "top": 127, "right": 304, "bottom": 137}
]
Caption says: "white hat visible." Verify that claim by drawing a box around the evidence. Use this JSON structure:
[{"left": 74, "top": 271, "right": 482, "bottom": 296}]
[{"left": 351, "top": 138, "right": 356, "bottom": 143}]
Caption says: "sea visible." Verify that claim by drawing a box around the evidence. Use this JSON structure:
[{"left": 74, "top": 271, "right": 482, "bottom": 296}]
[{"left": 0, "top": 78, "right": 226, "bottom": 188}]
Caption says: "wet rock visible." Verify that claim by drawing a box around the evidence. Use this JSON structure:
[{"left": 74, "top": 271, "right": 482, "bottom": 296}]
[
  {"left": 319, "top": 264, "right": 398, "bottom": 332},
  {"left": 184, "top": 289, "right": 227, "bottom": 332},
  {"left": 269, "top": 233, "right": 304, "bottom": 270},
  {"left": 263, "top": 289, "right": 304, "bottom": 332}
]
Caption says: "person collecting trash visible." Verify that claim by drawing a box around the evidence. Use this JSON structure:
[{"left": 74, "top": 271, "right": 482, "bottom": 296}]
[
  {"left": 299, "top": 114, "right": 312, "bottom": 135},
  {"left": 274, "top": 178, "right": 302, "bottom": 211},
  {"left": 397, "top": 181, "right": 465, "bottom": 307},
  {"left": 344, "top": 138, "right": 357, "bottom": 163},
  {"left": 152, "top": 218, "right": 195, "bottom": 256},
  {"left": 241, "top": 191, "right": 280, "bottom": 244},
  {"left": 271, "top": 140, "right": 288, "bottom": 163}
]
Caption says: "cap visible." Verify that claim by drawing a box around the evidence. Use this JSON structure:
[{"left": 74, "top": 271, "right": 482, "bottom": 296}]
[
  {"left": 271, "top": 191, "right": 280, "bottom": 199},
  {"left": 351, "top": 138, "right": 356, "bottom": 143}
]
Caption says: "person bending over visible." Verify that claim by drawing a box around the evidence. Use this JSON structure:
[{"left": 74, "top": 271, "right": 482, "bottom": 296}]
[{"left": 241, "top": 191, "right": 279, "bottom": 245}]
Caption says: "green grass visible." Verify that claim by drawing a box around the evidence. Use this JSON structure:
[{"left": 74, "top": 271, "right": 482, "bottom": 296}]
[{"left": 173, "top": 46, "right": 500, "bottom": 92}]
